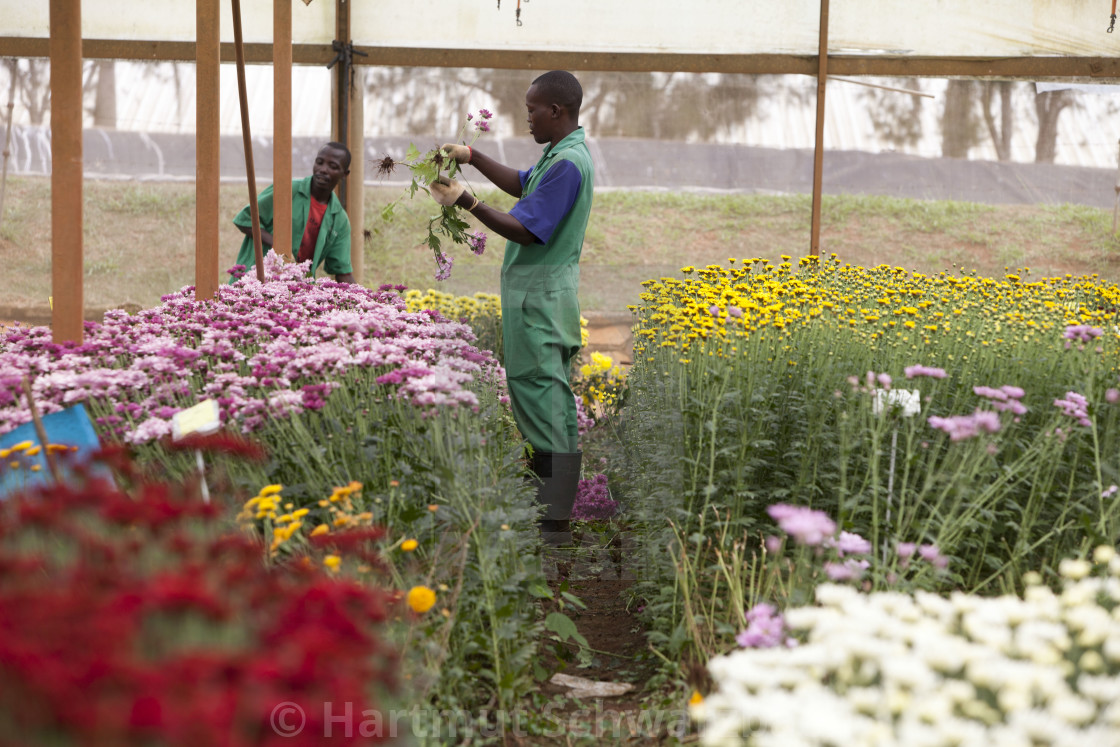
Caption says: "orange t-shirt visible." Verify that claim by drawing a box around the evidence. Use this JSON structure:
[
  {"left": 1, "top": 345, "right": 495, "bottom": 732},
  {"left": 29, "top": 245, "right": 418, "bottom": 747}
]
[{"left": 297, "top": 197, "right": 328, "bottom": 264}]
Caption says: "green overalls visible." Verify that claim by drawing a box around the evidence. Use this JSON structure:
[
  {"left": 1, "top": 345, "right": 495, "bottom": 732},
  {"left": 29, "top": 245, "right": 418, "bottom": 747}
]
[{"left": 501, "top": 128, "right": 595, "bottom": 454}]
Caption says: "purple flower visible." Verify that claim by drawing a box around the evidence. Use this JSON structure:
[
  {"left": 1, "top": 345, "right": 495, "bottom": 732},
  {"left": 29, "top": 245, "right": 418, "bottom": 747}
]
[
  {"left": 475, "top": 120, "right": 491, "bottom": 133},
  {"left": 467, "top": 231, "right": 487, "bottom": 256},
  {"left": 764, "top": 535, "right": 783, "bottom": 554},
  {"left": 435, "top": 252, "right": 453, "bottom": 281},
  {"left": 478, "top": 108, "right": 493, "bottom": 119},
  {"left": 824, "top": 558, "right": 869, "bottom": 581},
  {"left": 928, "top": 410, "right": 1001, "bottom": 441},
  {"left": 708, "top": 305, "right": 721, "bottom": 317},
  {"left": 727, "top": 306, "right": 743, "bottom": 318},
  {"left": 830, "top": 531, "right": 871, "bottom": 557},
  {"left": 736, "top": 603, "right": 788, "bottom": 648},
  {"left": 1063, "top": 324, "right": 1103, "bottom": 342},
  {"left": 904, "top": 365, "right": 947, "bottom": 379},
  {"left": 571, "top": 472, "right": 618, "bottom": 521},
  {"left": 991, "top": 399, "right": 1027, "bottom": 416},
  {"left": 766, "top": 503, "right": 836, "bottom": 547},
  {"left": 1054, "top": 391, "right": 1091, "bottom": 427},
  {"left": 1107, "top": 388, "right": 1120, "bottom": 404},
  {"left": 918, "top": 544, "right": 949, "bottom": 569},
  {"left": 973, "top": 385, "right": 1008, "bottom": 401},
  {"left": 877, "top": 373, "right": 892, "bottom": 390}
]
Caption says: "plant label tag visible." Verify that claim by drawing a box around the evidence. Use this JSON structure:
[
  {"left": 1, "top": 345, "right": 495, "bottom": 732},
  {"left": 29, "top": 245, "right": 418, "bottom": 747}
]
[{"left": 172, "top": 399, "right": 220, "bottom": 440}]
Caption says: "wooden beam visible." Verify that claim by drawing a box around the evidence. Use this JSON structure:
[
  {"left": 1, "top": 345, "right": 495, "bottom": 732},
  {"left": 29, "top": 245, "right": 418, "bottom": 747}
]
[
  {"left": 49, "top": 0, "right": 83, "bottom": 343},
  {"left": 195, "top": 0, "right": 220, "bottom": 300},
  {"left": 5, "top": 36, "right": 1120, "bottom": 81},
  {"left": 810, "top": 0, "right": 829, "bottom": 257},
  {"left": 232, "top": 0, "right": 265, "bottom": 282},
  {"left": 273, "top": 0, "right": 293, "bottom": 264}
]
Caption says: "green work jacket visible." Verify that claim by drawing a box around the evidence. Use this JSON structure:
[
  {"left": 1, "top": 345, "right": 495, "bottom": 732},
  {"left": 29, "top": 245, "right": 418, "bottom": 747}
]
[{"left": 231, "top": 175, "right": 352, "bottom": 281}]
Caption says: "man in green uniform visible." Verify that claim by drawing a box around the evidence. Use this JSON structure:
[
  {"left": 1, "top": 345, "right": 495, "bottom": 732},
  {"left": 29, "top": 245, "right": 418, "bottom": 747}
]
[
  {"left": 231, "top": 142, "right": 356, "bottom": 283},
  {"left": 430, "top": 71, "right": 594, "bottom": 546}
]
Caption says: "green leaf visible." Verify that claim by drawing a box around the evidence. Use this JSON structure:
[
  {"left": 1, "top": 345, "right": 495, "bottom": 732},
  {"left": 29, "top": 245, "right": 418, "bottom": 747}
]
[
  {"left": 544, "top": 611, "right": 579, "bottom": 642},
  {"left": 405, "top": 143, "right": 420, "bottom": 162}
]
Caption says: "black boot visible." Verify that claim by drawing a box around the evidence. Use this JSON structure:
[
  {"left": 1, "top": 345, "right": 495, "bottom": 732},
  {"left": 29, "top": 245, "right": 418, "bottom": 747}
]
[{"left": 529, "top": 450, "right": 582, "bottom": 546}]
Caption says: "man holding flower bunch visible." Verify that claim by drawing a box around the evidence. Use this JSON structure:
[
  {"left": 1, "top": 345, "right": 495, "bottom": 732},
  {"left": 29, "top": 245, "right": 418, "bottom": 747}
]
[{"left": 430, "top": 70, "right": 594, "bottom": 547}]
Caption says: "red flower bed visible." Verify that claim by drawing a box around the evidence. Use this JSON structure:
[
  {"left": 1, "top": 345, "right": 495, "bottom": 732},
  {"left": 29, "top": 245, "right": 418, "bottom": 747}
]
[{"left": 0, "top": 449, "right": 398, "bottom": 746}]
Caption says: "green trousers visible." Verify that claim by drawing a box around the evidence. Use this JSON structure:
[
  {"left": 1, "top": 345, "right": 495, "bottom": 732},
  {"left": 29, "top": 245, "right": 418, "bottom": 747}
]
[{"left": 501, "top": 266, "right": 581, "bottom": 454}]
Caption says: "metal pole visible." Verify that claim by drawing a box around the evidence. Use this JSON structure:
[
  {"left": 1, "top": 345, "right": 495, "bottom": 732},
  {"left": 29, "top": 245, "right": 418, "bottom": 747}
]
[
  {"left": 809, "top": 0, "right": 830, "bottom": 257},
  {"left": 195, "top": 0, "right": 220, "bottom": 299},
  {"left": 0, "top": 60, "right": 18, "bottom": 228},
  {"left": 273, "top": 0, "right": 293, "bottom": 261},
  {"left": 49, "top": 0, "right": 83, "bottom": 344},
  {"left": 232, "top": 0, "right": 265, "bottom": 282}
]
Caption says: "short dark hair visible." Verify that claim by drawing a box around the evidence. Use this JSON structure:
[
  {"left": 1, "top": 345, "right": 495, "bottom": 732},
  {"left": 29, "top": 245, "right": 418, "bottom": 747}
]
[
  {"left": 531, "top": 70, "right": 582, "bottom": 115},
  {"left": 322, "top": 141, "right": 352, "bottom": 170}
]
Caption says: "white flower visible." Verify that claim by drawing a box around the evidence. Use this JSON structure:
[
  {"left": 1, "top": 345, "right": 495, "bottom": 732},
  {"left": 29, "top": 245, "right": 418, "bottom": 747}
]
[
  {"left": 1093, "top": 545, "right": 1116, "bottom": 565},
  {"left": 872, "top": 387, "right": 921, "bottom": 417},
  {"left": 1059, "top": 558, "right": 1093, "bottom": 581},
  {"left": 1049, "top": 694, "right": 1096, "bottom": 726}
]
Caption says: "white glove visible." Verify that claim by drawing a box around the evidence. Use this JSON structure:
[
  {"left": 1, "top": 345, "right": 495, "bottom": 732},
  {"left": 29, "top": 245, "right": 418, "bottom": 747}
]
[
  {"left": 429, "top": 176, "right": 465, "bottom": 207},
  {"left": 441, "top": 143, "right": 472, "bottom": 164}
]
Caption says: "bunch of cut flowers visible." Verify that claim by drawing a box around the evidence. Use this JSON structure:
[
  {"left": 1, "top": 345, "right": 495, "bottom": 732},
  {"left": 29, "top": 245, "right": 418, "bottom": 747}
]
[{"left": 378, "top": 108, "right": 494, "bottom": 281}]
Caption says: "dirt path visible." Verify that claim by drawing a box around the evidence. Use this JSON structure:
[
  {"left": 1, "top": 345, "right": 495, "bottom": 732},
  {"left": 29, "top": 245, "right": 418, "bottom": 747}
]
[{"left": 515, "top": 533, "right": 691, "bottom": 746}]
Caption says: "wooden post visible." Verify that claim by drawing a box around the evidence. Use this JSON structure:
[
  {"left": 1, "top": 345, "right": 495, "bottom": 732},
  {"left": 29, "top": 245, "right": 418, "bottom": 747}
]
[
  {"left": 348, "top": 66, "right": 364, "bottom": 283},
  {"left": 195, "top": 0, "right": 221, "bottom": 299},
  {"left": 1113, "top": 138, "right": 1120, "bottom": 235},
  {"left": 0, "top": 60, "right": 18, "bottom": 228},
  {"left": 232, "top": 0, "right": 265, "bottom": 282},
  {"left": 334, "top": 0, "right": 350, "bottom": 208},
  {"left": 49, "top": 0, "right": 83, "bottom": 343},
  {"left": 809, "top": 0, "right": 829, "bottom": 256},
  {"left": 273, "top": 0, "right": 293, "bottom": 261}
]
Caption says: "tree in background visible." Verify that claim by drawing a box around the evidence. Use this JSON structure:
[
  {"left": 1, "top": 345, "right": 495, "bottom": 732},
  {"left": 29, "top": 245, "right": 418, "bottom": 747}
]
[
  {"left": 941, "top": 79, "right": 982, "bottom": 158},
  {"left": 1034, "top": 88, "right": 1074, "bottom": 164},
  {"left": 979, "top": 80, "right": 1015, "bottom": 161},
  {"left": 363, "top": 68, "right": 767, "bottom": 143},
  {"left": 862, "top": 77, "right": 925, "bottom": 150}
]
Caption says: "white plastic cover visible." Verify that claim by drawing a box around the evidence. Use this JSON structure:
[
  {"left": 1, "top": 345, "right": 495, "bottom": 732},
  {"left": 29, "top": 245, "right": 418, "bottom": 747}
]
[{"left": 3, "top": 0, "right": 1118, "bottom": 57}]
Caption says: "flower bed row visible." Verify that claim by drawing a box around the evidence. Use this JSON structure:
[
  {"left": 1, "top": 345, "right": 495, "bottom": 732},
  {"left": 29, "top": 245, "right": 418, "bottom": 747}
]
[{"left": 622, "top": 257, "right": 1120, "bottom": 663}]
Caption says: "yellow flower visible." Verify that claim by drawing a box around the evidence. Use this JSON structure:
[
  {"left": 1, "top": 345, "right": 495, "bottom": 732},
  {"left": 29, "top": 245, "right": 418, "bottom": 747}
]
[
  {"left": 689, "top": 690, "right": 704, "bottom": 706},
  {"left": 407, "top": 585, "right": 437, "bottom": 613},
  {"left": 401, "top": 539, "right": 419, "bottom": 552},
  {"left": 427, "top": 504, "right": 439, "bottom": 512},
  {"left": 11, "top": 441, "right": 32, "bottom": 452},
  {"left": 310, "top": 524, "right": 330, "bottom": 537},
  {"left": 25, "top": 445, "right": 41, "bottom": 456},
  {"left": 259, "top": 484, "right": 283, "bottom": 496},
  {"left": 323, "top": 554, "right": 342, "bottom": 572}
]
